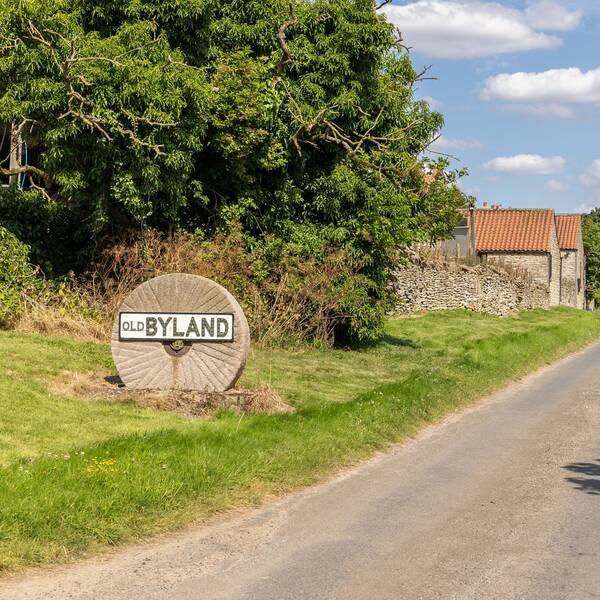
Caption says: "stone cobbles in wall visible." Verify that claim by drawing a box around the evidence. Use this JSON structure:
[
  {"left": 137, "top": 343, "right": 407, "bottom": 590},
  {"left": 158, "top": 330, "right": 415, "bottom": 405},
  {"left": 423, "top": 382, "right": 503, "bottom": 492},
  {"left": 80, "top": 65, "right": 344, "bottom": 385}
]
[{"left": 392, "top": 254, "right": 550, "bottom": 317}]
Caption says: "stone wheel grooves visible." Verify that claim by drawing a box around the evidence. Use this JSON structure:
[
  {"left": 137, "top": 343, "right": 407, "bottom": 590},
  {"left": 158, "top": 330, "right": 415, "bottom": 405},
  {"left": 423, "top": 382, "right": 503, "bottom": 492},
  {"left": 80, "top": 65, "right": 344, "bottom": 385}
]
[{"left": 111, "top": 274, "right": 250, "bottom": 391}]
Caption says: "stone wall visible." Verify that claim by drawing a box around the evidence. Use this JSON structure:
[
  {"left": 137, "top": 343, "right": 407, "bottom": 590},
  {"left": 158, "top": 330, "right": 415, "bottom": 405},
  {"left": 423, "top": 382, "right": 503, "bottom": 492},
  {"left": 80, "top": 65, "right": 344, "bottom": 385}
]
[
  {"left": 482, "top": 229, "right": 561, "bottom": 306},
  {"left": 560, "top": 250, "right": 579, "bottom": 308},
  {"left": 393, "top": 255, "right": 550, "bottom": 317},
  {"left": 549, "top": 226, "right": 561, "bottom": 306}
]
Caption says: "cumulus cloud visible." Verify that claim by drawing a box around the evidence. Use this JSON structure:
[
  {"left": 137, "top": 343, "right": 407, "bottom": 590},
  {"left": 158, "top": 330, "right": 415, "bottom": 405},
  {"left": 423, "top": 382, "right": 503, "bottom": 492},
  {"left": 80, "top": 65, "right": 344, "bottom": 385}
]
[
  {"left": 580, "top": 160, "right": 600, "bottom": 187},
  {"left": 482, "top": 66, "right": 600, "bottom": 119},
  {"left": 422, "top": 95, "right": 442, "bottom": 109},
  {"left": 483, "top": 154, "right": 565, "bottom": 175},
  {"left": 458, "top": 181, "right": 481, "bottom": 197},
  {"left": 431, "top": 136, "right": 484, "bottom": 151},
  {"left": 500, "top": 103, "right": 576, "bottom": 120},
  {"left": 482, "top": 67, "right": 600, "bottom": 104},
  {"left": 382, "top": 1, "right": 564, "bottom": 59},
  {"left": 546, "top": 179, "right": 569, "bottom": 192},
  {"left": 577, "top": 203, "right": 596, "bottom": 214},
  {"left": 525, "top": 1, "right": 582, "bottom": 31}
]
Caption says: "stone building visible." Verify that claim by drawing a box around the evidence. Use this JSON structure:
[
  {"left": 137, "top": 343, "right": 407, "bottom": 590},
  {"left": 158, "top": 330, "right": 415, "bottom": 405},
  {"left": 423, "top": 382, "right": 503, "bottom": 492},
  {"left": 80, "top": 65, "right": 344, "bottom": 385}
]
[
  {"left": 555, "top": 214, "right": 585, "bottom": 309},
  {"left": 474, "top": 208, "right": 561, "bottom": 306},
  {"left": 413, "top": 206, "right": 587, "bottom": 313}
]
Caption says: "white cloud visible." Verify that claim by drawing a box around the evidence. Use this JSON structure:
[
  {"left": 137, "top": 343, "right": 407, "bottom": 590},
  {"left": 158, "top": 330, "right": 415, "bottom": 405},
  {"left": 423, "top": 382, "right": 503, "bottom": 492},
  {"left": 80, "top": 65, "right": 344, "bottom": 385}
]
[
  {"left": 546, "top": 178, "right": 569, "bottom": 192},
  {"left": 382, "top": 1, "right": 563, "bottom": 59},
  {"left": 525, "top": 1, "right": 582, "bottom": 31},
  {"left": 422, "top": 95, "right": 442, "bottom": 109},
  {"left": 458, "top": 181, "right": 481, "bottom": 197},
  {"left": 482, "top": 67, "right": 600, "bottom": 104},
  {"left": 577, "top": 203, "right": 595, "bottom": 214},
  {"left": 501, "top": 103, "right": 576, "bottom": 120},
  {"left": 431, "top": 136, "right": 484, "bottom": 151},
  {"left": 484, "top": 154, "right": 566, "bottom": 175},
  {"left": 483, "top": 66, "right": 600, "bottom": 119},
  {"left": 580, "top": 160, "right": 600, "bottom": 187}
]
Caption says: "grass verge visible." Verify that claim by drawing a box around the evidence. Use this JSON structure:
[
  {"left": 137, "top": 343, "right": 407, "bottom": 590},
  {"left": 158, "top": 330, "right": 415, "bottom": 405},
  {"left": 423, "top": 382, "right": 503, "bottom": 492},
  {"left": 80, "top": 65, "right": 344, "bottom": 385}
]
[{"left": 1, "top": 308, "right": 599, "bottom": 571}]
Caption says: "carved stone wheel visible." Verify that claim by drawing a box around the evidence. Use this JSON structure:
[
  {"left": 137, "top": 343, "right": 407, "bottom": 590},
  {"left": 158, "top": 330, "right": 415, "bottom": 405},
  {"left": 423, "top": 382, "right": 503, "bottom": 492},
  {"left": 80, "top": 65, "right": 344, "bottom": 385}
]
[{"left": 111, "top": 274, "right": 250, "bottom": 391}]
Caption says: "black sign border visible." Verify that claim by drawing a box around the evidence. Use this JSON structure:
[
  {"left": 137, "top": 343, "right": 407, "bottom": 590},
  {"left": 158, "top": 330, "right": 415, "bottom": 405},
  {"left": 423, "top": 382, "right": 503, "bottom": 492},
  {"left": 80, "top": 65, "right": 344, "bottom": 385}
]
[{"left": 118, "top": 311, "right": 236, "bottom": 343}]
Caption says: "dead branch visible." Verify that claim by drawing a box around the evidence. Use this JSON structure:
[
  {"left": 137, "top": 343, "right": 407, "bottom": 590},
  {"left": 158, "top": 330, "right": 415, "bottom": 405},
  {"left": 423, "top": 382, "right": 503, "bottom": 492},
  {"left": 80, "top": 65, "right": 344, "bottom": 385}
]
[
  {"left": 393, "top": 29, "right": 411, "bottom": 53},
  {"left": 424, "top": 148, "right": 461, "bottom": 161},
  {"left": 421, "top": 135, "right": 460, "bottom": 161},
  {"left": 65, "top": 55, "right": 127, "bottom": 68},
  {"left": 277, "top": 2, "right": 298, "bottom": 73},
  {"left": 413, "top": 64, "right": 437, "bottom": 84},
  {"left": 25, "top": 21, "right": 166, "bottom": 157},
  {"left": 26, "top": 176, "right": 54, "bottom": 201}
]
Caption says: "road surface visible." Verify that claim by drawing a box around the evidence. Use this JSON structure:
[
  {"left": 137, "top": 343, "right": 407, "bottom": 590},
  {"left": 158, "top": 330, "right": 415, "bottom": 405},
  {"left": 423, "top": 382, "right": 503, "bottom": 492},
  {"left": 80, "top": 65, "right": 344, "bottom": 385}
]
[{"left": 3, "top": 342, "right": 600, "bottom": 599}]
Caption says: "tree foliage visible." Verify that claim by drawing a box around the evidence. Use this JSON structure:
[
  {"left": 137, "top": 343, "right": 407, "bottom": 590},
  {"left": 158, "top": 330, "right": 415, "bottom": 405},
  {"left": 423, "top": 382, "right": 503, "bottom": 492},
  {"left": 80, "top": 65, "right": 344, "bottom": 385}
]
[
  {"left": 0, "top": 0, "right": 468, "bottom": 341},
  {"left": 0, "top": 226, "right": 38, "bottom": 325},
  {"left": 582, "top": 209, "right": 600, "bottom": 304}
]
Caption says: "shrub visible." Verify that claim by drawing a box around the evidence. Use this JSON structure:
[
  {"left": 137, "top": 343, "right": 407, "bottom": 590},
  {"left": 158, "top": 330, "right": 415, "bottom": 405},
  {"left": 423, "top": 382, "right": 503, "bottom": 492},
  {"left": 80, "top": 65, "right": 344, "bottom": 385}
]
[
  {"left": 19, "top": 230, "right": 384, "bottom": 345},
  {"left": 0, "top": 187, "right": 92, "bottom": 276},
  {"left": 0, "top": 227, "right": 38, "bottom": 326}
]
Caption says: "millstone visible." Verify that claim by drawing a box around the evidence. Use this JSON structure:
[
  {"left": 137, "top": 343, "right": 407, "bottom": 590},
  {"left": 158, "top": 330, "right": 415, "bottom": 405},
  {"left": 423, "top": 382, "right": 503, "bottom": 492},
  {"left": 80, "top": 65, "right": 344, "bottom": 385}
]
[{"left": 111, "top": 273, "right": 250, "bottom": 391}]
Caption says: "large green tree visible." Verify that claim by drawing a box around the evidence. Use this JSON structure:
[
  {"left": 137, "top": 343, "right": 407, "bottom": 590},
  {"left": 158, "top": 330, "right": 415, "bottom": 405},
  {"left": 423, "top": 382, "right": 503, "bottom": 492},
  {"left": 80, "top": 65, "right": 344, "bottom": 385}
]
[{"left": 0, "top": 0, "right": 468, "bottom": 339}]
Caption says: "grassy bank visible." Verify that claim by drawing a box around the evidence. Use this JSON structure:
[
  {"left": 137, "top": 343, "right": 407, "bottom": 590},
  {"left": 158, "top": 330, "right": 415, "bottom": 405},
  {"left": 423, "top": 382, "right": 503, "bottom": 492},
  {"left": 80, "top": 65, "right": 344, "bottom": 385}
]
[{"left": 1, "top": 308, "right": 599, "bottom": 571}]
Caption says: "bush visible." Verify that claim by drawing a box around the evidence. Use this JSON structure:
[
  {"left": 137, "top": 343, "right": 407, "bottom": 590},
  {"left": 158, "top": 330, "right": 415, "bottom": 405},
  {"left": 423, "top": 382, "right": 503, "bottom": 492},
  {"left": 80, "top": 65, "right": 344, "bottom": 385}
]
[
  {"left": 0, "top": 227, "right": 38, "bottom": 326},
  {"left": 20, "top": 230, "right": 384, "bottom": 346},
  {"left": 0, "top": 187, "right": 92, "bottom": 276}
]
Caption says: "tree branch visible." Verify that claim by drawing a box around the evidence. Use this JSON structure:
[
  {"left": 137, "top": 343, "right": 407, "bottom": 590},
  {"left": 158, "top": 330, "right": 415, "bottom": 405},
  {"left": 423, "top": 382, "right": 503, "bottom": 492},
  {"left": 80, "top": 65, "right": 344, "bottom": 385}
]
[
  {"left": 0, "top": 164, "right": 49, "bottom": 179},
  {"left": 277, "top": 2, "right": 298, "bottom": 73}
]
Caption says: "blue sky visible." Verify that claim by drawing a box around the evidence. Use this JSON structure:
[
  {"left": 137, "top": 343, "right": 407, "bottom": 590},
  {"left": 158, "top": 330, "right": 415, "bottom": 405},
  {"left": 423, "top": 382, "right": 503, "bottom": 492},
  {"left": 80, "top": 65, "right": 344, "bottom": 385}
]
[{"left": 382, "top": 0, "right": 600, "bottom": 213}]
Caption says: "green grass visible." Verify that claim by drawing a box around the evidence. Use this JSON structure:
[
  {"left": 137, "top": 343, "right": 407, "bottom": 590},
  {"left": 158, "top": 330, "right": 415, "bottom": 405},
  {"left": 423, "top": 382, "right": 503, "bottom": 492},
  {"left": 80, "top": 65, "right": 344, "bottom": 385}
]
[{"left": 1, "top": 308, "right": 599, "bottom": 571}]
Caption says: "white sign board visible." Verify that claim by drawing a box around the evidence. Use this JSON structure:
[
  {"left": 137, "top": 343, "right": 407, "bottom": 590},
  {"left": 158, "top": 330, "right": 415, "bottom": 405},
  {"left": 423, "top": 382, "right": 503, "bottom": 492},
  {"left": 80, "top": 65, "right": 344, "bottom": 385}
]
[{"left": 119, "top": 312, "right": 234, "bottom": 342}]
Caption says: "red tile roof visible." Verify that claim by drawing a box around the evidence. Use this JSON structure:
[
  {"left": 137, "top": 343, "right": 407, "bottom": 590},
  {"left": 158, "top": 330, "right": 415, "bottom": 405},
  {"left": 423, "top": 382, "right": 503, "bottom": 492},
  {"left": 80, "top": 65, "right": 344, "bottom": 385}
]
[
  {"left": 555, "top": 214, "right": 581, "bottom": 250},
  {"left": 474, "top": 208, "right": 555, "bottom": 252}
]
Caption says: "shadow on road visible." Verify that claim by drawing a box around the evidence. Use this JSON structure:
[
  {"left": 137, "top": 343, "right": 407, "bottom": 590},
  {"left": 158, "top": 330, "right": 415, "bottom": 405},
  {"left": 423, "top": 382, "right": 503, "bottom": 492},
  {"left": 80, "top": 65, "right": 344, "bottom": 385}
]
[{"left": 563, "top": 459, "right": 600, "bottom": 495}]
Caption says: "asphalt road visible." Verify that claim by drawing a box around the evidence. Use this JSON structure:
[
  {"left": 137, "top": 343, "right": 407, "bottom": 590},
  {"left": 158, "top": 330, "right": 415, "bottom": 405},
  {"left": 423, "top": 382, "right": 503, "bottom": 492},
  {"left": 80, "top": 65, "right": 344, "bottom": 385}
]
[{"left": 3, "top": 342, "right": 600, "bottom": 600}]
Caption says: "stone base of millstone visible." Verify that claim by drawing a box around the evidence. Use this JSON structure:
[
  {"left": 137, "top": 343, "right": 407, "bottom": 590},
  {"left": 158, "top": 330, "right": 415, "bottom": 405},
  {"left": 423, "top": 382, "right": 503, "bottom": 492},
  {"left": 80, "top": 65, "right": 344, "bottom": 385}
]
[
  {"left": 52, "top": 369, "right": 294, "bottom": 417},
  {"left": 129, "top": 387, "right": 295, "bottom": 417}
]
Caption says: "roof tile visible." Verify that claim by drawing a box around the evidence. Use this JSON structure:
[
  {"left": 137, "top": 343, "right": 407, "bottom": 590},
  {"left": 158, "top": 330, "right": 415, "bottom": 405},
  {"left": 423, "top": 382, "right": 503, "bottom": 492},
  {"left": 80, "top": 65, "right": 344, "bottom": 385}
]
[
  {"left": 555, "top": 214, "right": 581, "bottom": 250},
  {"left": 474, "top": 208, "right": 555, "bottom": 252}
]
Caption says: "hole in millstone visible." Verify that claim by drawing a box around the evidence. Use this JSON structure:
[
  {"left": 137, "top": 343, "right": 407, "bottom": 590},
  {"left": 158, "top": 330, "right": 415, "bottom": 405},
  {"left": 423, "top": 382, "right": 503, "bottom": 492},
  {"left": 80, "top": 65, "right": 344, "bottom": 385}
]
[
  {"left": 163, "top": 340, "right": 192, "bottom": 357},
  {"left": 171, "top": 340, "right": 185, "bottom": 352}
]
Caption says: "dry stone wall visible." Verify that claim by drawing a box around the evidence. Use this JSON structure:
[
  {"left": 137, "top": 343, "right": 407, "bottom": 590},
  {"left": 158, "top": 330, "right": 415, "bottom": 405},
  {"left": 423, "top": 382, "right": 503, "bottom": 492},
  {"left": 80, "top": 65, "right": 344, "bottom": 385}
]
[
  {"left": 482, "top": 231, "right": 560, "bottom": 307},
  {"left": 560, "top": 250, "right": 584, "bottom": 308},
  {"left": 560, "top": 250, "right": 577, "bottom": 308},
  {"left": 393, "top": 255, "right": 550, "bottom": 317}
]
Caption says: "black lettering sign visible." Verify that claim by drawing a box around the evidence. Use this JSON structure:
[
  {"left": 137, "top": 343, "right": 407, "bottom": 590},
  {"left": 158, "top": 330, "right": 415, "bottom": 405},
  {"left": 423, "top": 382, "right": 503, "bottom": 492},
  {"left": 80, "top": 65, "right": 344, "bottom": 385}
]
[
  {"left": 186, "top": 317, "right": 200, "bottom": 337},
  {"left": 173, "top": 317, "right": 185, "bottom": 337},
  {"left": 146, "top": 317, "right": 157, "bottom": 336},
  {"left": 119, "top": 312, "right": 233, "bottom": 342},
  {"left": 157, "top": 316, "right": 172, "bottom": 336},
  {"left": 201, "top": 317, "right": 215, "bottom": 337},
  {"left": 217, "top": 317, "right": 229, "bottom": 339}
]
